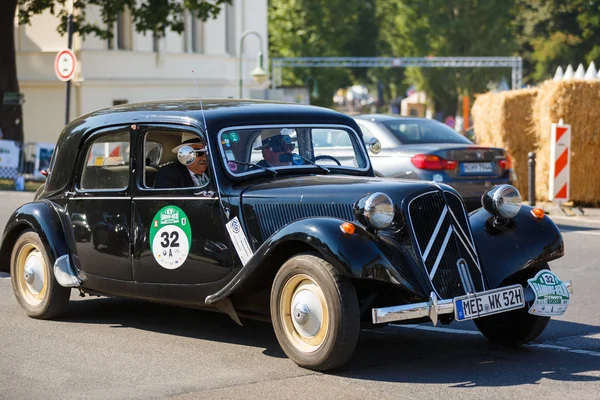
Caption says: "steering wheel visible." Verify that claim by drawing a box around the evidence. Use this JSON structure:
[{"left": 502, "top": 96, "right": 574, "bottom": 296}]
[{"left": 312, "top": 155, "right": 342, "bottom": 166}]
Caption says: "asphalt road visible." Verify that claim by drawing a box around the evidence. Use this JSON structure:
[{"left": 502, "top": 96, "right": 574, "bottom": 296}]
[{"left": 1, "top": 191, "right": 599, "bottom": 399}]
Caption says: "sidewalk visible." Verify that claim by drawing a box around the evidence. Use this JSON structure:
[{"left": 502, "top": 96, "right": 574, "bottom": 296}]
[{"left": 532, "top": 201, "right": 600, "bottom": 222}]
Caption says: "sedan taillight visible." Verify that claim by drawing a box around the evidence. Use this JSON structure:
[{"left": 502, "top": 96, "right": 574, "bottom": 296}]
[
  {"left": 411, "top": 154, "right": 457, "bottom": 170},
  {"left": 498, "top": 155, "right": 513, "bottom": 170}
]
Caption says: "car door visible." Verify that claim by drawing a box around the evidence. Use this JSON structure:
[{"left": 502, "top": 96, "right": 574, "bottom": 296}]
[
  {"left": 67, "top": 126, "right": 133, "bottom": 281},
  {"left": 131, "top": 125, "right": 233, "bottom": 284}
]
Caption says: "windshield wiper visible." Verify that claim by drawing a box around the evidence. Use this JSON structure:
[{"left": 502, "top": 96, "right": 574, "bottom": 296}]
[
  {"left": 294, "top": 154, "right": 330, "bottom": 174},
  {"left": 228, "top": 160, "right": 278, "bottom": 175}
]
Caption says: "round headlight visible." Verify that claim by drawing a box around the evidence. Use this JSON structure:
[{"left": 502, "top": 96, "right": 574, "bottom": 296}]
[
  {"left": 363, "top": 192, "right": 395, "bottom": 229},
  {"left": 482, "top": 184, "right": 522, "bottom": 219}
]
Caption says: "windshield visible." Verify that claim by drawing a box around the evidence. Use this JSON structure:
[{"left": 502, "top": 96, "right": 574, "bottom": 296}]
[
  {"left": 381, "top": 119, "right": 472, "bottom": 145},
  {"left": 219, "top": 126, "right": 369, "bottom": 176}
]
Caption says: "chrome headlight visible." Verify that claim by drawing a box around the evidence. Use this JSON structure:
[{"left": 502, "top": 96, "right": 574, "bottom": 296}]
[
  {"left": 482, "top": 184, "right": 522, "bottom": 219},
  {"left": 357, "top": 192, "right": 395, "bottom": 229}
]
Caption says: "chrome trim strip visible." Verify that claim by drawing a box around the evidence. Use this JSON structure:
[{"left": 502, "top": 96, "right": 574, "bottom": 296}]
[
  {"left": 457, "top": 258, "right": 475, "bottom": 293},
  {"left": 452, "top": 226, "right": 480, "bottom": 270},
  {"left": 446, "top": 192, "right": 480, "bottom": 258},
  {"left": 447, "top": 206, "right": 478, "bottom": 256},
  {"left": 132, "top": 197, "right": 216, "bottom": 200},
  {"left": 429, "top": 226, "right": 453, "bottom": 279},
  {"left": 69, "top": 197, "right": 130, "bottom": 200},
  {"left": 423, "top": 206, "right": 448, "bottom": 262}
]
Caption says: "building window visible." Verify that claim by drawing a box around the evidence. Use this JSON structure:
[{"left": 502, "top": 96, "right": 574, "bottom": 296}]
[
  {"left": 225, "top": 3, "right": 236, "bottom": 55},
  {"left": 108, "top": 8, "right": 132, "bottom": 50},
  {"left": 113, "top": 99, "right": 128, "bottom": 106},
  {"left": 184, "top": 11, "right": 204, "bottom": 53},
  {"left": 153, "top": 33, "right": 160, "bottom": 52}
]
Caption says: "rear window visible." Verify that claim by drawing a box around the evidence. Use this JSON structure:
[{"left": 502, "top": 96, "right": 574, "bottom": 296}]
[{"left": 381, "top": 119, "right": 472, "bottom": 145}]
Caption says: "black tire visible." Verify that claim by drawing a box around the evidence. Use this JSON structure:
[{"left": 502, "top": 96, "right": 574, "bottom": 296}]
[
  {"left": 270, "top": 253, "right": 360, "bottom": 371},
  {"left": 474, "top": 263, "right": 551, "bottom": 346},
  {"left": 10, "top": 231, "right": 71, "bottom": 319}
]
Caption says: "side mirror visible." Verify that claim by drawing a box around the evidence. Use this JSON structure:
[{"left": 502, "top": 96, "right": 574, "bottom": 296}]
[
  {"left": 177, "top": 146, "right": 196, "bottom": 165},
  {"left": 366, "top": 138, "right": 381, "bottom": 155}
]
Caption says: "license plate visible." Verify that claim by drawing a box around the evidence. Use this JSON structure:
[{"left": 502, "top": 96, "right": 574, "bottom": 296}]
[
  {"left": 454, "top": 285, "right": 525, "bottom": 321},
  {"left": 461, "top": 162, "right": 493, "bottom": 174}
]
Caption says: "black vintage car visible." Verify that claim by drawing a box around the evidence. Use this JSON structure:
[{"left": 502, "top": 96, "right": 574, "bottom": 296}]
[{"left": 0, "top": 100, "right": 572, "bottom": 371}]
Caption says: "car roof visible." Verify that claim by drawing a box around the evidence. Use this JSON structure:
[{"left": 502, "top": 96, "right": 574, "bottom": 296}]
[
  {"left": 354, "top": 114, "right": 428, "bottom": 123},
  {"left": 70, "top": 99, "right": 355, "bottom": 137}
]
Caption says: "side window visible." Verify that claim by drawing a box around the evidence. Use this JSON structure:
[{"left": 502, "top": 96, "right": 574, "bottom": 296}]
[
  {"left": 80, "top": 131, "right": 130, "bottom": 191},
  {"left": 357, "top": 123, "right": 375, "bottom": 142},
  {"left": 144, "top": 130, "right": 212, "bottom": 190}
]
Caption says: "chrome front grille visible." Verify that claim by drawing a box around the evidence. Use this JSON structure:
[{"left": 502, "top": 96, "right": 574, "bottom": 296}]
[
  {"left": 408, "top": 191, "right": 484, "bottom": 299},
  {"left": 255, "top": 203, "right": 354, "bottom": 240}
]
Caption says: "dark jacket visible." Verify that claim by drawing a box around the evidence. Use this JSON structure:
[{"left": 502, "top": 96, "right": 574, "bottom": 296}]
[{"left": 154, "top": 162, "right": 195, "bottom": 189}]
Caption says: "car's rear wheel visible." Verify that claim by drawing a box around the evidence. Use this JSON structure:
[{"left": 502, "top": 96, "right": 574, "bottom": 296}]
[
  {"left": 10, "top": 231, "right": 70, "bottom": 319},
  {"left": 270, "top": 253, "right": 359, "bottom": 371},
  {"left": 474, "top": 263, "right": 551, "bottom": 346}
]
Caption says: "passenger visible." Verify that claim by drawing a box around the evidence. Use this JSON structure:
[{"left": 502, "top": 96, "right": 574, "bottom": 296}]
[{"left": 154, "top": 133, "right": 210, "bottom": 188}]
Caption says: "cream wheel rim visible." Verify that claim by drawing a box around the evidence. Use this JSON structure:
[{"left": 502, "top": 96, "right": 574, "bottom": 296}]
[
  {"left": 280, "top": 274, "right": 329, "bottom": 353},
  {"left": 16, "top": 243, "right": 48, "bottom": 306}
]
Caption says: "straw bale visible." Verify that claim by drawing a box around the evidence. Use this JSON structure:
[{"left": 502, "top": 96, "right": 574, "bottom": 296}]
[
  {"left": 472, "top": 88, "right": 538, "bottom": 198},
  {"left": 533, "top": 80, "right": 600, "bottom": 205}
]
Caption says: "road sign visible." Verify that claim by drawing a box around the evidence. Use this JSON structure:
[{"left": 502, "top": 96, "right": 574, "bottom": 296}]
[
  {"left": 549, "top": 120, "right": 571, "bottom": 203},
  {"left": 54, "top": 49, "right": 76, "bottom": 82}
]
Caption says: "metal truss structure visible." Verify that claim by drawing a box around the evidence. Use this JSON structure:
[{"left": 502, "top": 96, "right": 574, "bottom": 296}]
[{"left": 271, "top": 56, "right": 523, "bottom": 90}]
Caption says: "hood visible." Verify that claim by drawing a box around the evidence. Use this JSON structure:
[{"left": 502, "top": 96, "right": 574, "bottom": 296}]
[{"left": 240, "top": 175, "right": 437, "bottom": 243}]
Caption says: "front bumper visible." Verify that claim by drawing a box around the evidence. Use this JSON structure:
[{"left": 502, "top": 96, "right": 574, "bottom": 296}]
[{"left": 372, "top": 280, "right": 573, "bottom": 325}]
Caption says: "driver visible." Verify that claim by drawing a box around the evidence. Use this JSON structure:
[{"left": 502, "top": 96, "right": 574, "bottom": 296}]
[{"left": 254, "top": 129, "right": 296, "bottom": 167}]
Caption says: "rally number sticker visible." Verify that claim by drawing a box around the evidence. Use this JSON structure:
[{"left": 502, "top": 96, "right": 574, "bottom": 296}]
[
  {"left": 149, "top": 206, "right": 192, "bottom": 269},
  {"left": 527, "top": 270, "right": 570, "bottom": 316}
]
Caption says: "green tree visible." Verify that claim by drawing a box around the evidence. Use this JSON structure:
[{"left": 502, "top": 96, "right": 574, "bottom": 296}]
[
  {"left": 0, "top": 0, "right": 231, "bottom": 142},
  {"left": 515, "top": 0, "right": 600, "bottom": 82},
  {"left": 268, "top": 0, "right": 378, "bottom": 107},
  {"left": 381, "top": 0, "right": 517, "bottom": 117}
]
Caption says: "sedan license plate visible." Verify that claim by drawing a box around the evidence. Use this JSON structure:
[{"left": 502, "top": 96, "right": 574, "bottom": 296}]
[
  {"left": 454, "top": 285, "right": 524, "bottom": 321},
  {"left": 461, "top": 162, "right": 493, "bottom": 174}
]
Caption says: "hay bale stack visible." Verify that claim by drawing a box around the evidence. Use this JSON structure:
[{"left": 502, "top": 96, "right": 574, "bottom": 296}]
[
  {"left": 472, "top": 88, "right": 538, "bottom": 197},
  {"left": 533, "top": 80, "right": 600, "bottom": 204}
]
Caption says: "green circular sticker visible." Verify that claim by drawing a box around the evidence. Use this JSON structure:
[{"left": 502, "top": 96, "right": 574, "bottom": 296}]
[
  {"left": 230, "top": 132, "right": 239, "bottom": 142},
  {"left": 149, "top": 206, "right": 192, "bottom": 269}
]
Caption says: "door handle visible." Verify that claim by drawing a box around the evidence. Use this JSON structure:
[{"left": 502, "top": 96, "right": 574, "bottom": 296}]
[{"left": 194, "top": 190, "right": 217, "bottom": 198}]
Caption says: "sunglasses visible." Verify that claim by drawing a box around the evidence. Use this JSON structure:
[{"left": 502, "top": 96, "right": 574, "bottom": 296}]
[
  {"left": 270, "top": 143, "right": 295, "bottom": 153},
  {"left": 266, "top": 135, "right": 295, "bottom": 152}
]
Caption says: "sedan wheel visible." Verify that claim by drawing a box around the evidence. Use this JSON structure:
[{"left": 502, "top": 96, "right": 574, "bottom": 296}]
[
  {"left": 271, "top": 253, "right": 359, "bottom": 371},
  {"left": 10, "top": 231, "right": 70, "bottom": 319}
]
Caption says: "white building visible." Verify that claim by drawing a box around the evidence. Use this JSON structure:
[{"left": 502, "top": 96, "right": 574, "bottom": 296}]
[{"left": 14, "top": 0, "right": 269, "bottom": 144}]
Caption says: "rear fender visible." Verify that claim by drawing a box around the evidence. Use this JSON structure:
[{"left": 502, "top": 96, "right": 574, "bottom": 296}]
[
  {"left": 206, "top": 217, "right": 423, "bottom": 304},
  {"left": 0, "top": 201, "right": 78, "bottom": 275},
  {"left": 469, "top": 205, "right": 564, "bottom": 289}
]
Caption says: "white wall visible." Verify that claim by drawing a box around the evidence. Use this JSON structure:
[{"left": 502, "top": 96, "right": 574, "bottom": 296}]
[{"left": 13, "top": 0, "right": 269, "bottom": 145}]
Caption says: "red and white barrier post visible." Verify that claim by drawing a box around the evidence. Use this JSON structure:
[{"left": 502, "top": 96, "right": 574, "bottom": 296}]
[{"left": 549, "top": 119, "right": 571, "bottom": 204}]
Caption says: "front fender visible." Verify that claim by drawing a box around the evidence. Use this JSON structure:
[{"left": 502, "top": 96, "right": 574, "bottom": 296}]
[
  {"left": 470, "top": 205, "right": 564, "bottom": 289},
  {"left": 0, "top": 200, "right": 78, "bottom": 274},
  {"left": 206, "top": 217, "right": 423, "bottom": 304}
]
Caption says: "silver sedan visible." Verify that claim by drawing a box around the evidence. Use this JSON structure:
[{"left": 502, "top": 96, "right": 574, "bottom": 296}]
[{"left": 354, "top": 114, "right": 513, "bottom": 210}]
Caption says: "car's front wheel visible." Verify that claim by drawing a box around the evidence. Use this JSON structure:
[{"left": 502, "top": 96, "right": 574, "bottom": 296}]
[
  {"left": 270, "top": 253, "right": 359, "bottom": 371},
  {"left": 474, "top": 263, "right": 551, "bottom": 346},
  {"left": 10, "top": 231, "right": 71, "bottom": 319}
]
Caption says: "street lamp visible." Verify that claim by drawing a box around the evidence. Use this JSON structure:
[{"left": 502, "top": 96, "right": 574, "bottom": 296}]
[{"left": 238, "top": 30, "right": 269, "bottom": 98}]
